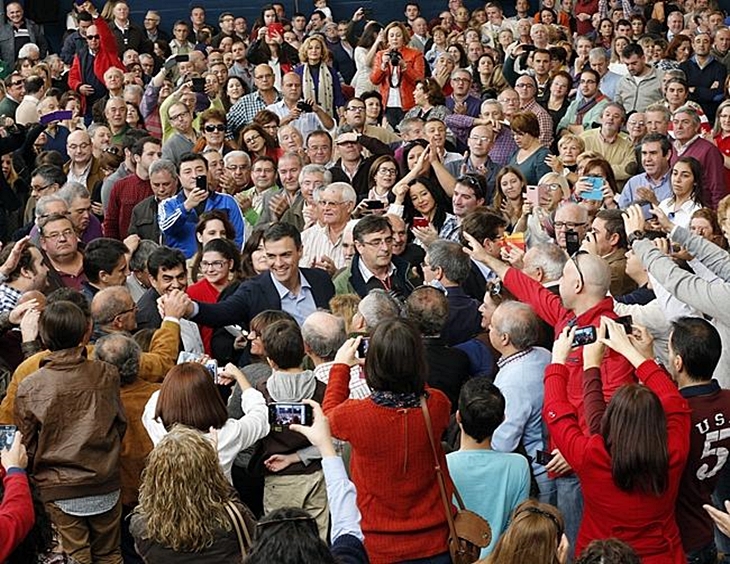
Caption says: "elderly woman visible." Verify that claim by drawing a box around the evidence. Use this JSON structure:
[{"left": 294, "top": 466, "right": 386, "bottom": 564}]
[{"left": 193, "top": 108, "right": 237, "bottom": 155}]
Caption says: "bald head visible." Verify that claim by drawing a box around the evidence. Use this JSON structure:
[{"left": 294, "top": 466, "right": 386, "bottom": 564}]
[
  {"left": 302, "top": 311, "right": 347, "bottom": 362},
  {"left": 91, "top": 286, "right": 135, "bottom": 327}
]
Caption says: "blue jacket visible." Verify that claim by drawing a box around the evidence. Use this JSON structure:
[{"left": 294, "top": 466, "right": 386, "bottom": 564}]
[{"left": 158, "top": 190, "right": 245, "bottom": 258}]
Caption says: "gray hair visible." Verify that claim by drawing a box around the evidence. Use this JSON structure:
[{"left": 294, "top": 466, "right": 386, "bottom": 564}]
[
  {"left": 124, "top": 84, "right": 144, "bottom": 98},
  {"left": 492, "top": 301, "right": 539, "bottom": 350},
  {"left": 357, "top": 289, "right": 401, "bottom": 329},
  {"left": 301, "top": 311, "right": 347, "bottom": 361},
  {"left": 588, "top": 47, "right": 608, "bottom": 62},
  {"left": 406, "top": 286, "right": 448, "bottom": 336},
  {"left": 93, "top": 333, "right": 141, "bottom": 386},
  {"left": 645, "top": 102, "right": 672, "bottom": 121},
  {"left": 129, "top": 239, "right": 159, "bottom": 272},
  {"left": 91, "top": 286, "right": 133, "bottom": 327},
  {"left": 299, "top": 163, "right": 331, "bottom": 185},
  {"left": 35, "top": 194, "right": 67, "bottom": 220},
  {"left": 223, "top": 150, "right": 250, "bottom": 166},
  {"left": 278, "top": 151, "right": 305, "bottom": 169},
  {"left": 480, "top": 98, "right": 504, "bottom": 117},
  {"left": 149, "top": 158, "right": 178, "bottom": 178},
  {"left": 522, "top": 242, "right": 567, "bottom": 282},
  {"left": 673, "top": 104, "right": 701, "bottom": 126},
  {"left": 427, "top": 240, "right": 471, "bottom": 284},
  {"left": 87, "top": 122, "right": 109, "bottom": 138},
  {"left": 315, "top": 182, "right": 357, "bottom": 204},
  {"left": 57, "top": 181, "right": 90, "bottom": 205},
  {"left": 18, "top": 43, "right": 39, "bottom": 59}
]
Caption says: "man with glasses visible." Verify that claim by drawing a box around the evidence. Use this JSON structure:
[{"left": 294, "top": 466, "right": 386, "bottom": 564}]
[
  {"left": 558, "top": 69, "right": 610, "bottom": 136},
  {"left": 588, "top": 47, "right": 621, "bottom": 102},
  {"left": 227, "top": 64, "right": 282, "bottom": 137},
  {"left": 341, "top": 97, "right": 401, "bottom": 145},
  {"left": 212, "top": 12, "right": 236, "bottom": 48},
  {"left": 58, "top": 181, "right": 104, "bottom": 246},
  {"left": 39, "top": 213, "right": 86, "bottom": 292},
  {"left": 64, "top": 130, "right": 105, "bottom": 194},
  {"left": 222, "top": 150, "right": 252, "bottom": 195},
  {"left": 305, "top": 130, "right": 334, "bottom": 167},
  {"left": 266, "top": 72, "right": 334, "bottom": 141},
  {"left": 553, "top": 202, "right": 589, "bottom": 252},
  {"left": 0, "top": 72, "right": 24, "bottom": 118},
  {"left": 514, "top": 75, "right": 553, "bottom": 148},
  {"left": 334, "top": 214, "right": 415, "bottom": 298},
  {"left": 161, "top": 102, "right": 197, "bottom": 167},
  {"left": 446, "top": 68, "right": 480, "bottom": 118},
  {"left": 463, "top": 226, "right": 635, "bottom": 557},
  {"left": 619, "top": 133, "right": 673, "bottom": 208},
  {"left": 68, "top": 9, "right": 125, "bottom": 121},
  {"left": 142, "top": 10, "right": 168, "bottom": 43},
  {"left": 237, "top": 155, "right": 280, "bottom": 228},
  {"left": 169, "top": 20, "right": 194, "bottom": 55}
]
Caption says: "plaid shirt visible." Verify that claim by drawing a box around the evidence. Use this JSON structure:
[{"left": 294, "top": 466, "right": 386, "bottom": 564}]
[
  {"left": 0, "top": 283, "right": 22, "bottom": 314},
  {"left": 523, "top": 99, "right": 554, "bottom": 148},
  {"left": 227, "top": 89, "right": 282, "bottom": 137}
]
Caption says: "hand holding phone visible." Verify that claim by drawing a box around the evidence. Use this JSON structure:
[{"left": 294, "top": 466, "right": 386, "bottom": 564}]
[
  {"left": 268, "top": 402, "right": 314, "bottom": 432},
  {"left": 579, "top": 177, "right": 605, "bottom": 201},
  {"left": 413, "top": 217, "right": 429, "bottom": 229},
  {"left": 572, "top": 325, "right": 597, "bottom": 347}
]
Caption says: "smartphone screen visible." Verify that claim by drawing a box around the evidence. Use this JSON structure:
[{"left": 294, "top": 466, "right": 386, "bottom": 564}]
[
  {"left": 413, "top": 217, "right": 429, "bottom": 229},
  {"left": 525, "top": 185, "right": 540, "bottom": 206},
  {"left": 195, "top": 175, "right": 208, "bottom": 191},
  {"left": 365, "top": 200, "right": 385, "bottom": 210},
  {"left": 572, "top": 326, "right": 597, "bottom": 347},
  {"left": 536, "top": 450, "right": 554, "bottom": 465},
  {"left": 268, "top": 403, "right": 313, "bottom": 431},
  {"left": 565, "top": 231, "right": 580, "bottom": 255},
  {"left": 0, "top": 425, "right": 16, "bottom": 450},
  {"left": 357, "top": 337, "right": 370, "bottom": 358}
]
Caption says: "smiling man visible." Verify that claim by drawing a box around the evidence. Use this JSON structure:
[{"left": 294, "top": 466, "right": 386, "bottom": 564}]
[{"left": 183, "top": 222, "right": 334, "bottom": 328}]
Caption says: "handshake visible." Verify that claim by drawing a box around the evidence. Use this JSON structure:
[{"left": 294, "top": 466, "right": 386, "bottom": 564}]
[{"left": 156, "top": 289, "right": 195, "bottom": 320}]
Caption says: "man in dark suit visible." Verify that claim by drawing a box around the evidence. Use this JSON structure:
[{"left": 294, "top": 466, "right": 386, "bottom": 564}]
[
  {"left": 460, "top": 207, "right": 508, "bottom": 301},
  {"left": 187, "top": 222, "right": 334, "bottom": 328}
]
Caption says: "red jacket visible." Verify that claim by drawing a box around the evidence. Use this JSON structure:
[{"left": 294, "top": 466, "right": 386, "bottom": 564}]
[
  {"left": 370, "top": 47, "right": 425, "bottom": 112},
  {"left": 544, "top": 361, "right": 690, "bottom": 563},
  {"left": 68, "top": 17, "right": 125, "bottom": 114},
  {"left": 503, "top": 267, "right": 635, "bottom": 433},
  {"left": 0, "top": 469, "right": 34, "bottom": 561},
  {"left": 323, "top": 363, "right": 453, "bottom": 563}
]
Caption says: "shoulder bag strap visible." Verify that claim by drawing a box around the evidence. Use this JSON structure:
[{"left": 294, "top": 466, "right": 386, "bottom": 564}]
[
  {"left": 224, "top": 501, "right": 253, "bottom": 559},
  {"left": 420, "top": 396, "right": 460, "bottom": 542}
]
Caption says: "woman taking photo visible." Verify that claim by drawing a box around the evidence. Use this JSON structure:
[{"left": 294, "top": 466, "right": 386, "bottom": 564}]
[
  {"left": 193, "top": 108, "right": 237, "bottom": 155},
  {"left": 509, "top": 112, "right": 551, "bottom": 185},
  {"left": 352, "top": 22, "right": 384, "bottom": 97},
  {"left": 546, "top": 318, "right": 689, "bottom": 563},
  {"left": 295, "top": 35, "right": 344, "bottom": 119},
  {"left": 247, "top": 19, "right": 299, "bottom": 89},
  {"left": 658, "top": 157, "right": 705, "bottom": 229},
  {"left": 131, "top": 426, "right": 253, "bottom": 563},
  {"left": 370, "top": 22, "right": 426, "bottom": 129},
  {"left": 323, "top": 319, "right": 455, "bottom": 563},
  {"left": 142, "top": 362, "right": 270, "bottom": 482}
]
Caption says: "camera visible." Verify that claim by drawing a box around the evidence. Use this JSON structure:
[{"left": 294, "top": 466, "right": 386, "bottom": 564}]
[
  {"left": 388, "top": 49, "right": 402, "bottom": 65},
  {"left": 296, "top": 100, "right": 313, "bottom": 113}
]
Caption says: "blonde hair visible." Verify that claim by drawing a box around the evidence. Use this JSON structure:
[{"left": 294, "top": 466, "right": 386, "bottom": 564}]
[
  {"left": 298, "top": 35, "right": 331, "bottom": 65},
  {"left": 557, "top": 133, "right": 585, "bottom": 154},
  {"left": 134, "top": 425, "right": 233, "bottom": 552},
  {"left": 329, "top": 294, "right": 361, "bottom": 334}
]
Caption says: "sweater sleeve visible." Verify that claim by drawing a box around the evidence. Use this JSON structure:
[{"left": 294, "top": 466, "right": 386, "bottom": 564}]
[
  {"left": 503, "top": 267, "right": 568, "bottom": 327},
  {"left": 583, "top": 367, "right": 606, "bottom": 435},
  {"left": 138, "top": 320, "right": 180, "bottom": 383},
  {"left": 323, "top": 363, "right": 354, "bottom": 441},
  {"left": 671, "top": 225, "right": 730, "bottom": 282},
  {"left": 543, "top": 363, "right": 590, "bottom": 471},
  {"left": 0, "top": 470, "right": 34, "bottom": 563}
]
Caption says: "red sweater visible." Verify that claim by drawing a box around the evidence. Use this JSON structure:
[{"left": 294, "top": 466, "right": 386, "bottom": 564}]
[
  {"left": 104, "top": 174, "right": 152, "bottom": 240},
  {"left": 186, "top": 278, "right": 221, "bottom": 355},
  {"left": 323, "top": 363, "right": 453, "bottom": 563},
  {"left": 544, "top": 360, "right": 691, "bottom": 563},
  {"left": 0, "top": 469, "right": 34, "bottom": 562},
  {"left": 503, "top": 267, "right": 635, "bottom": 434}
]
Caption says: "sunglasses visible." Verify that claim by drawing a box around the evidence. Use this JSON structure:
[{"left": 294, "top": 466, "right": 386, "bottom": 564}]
[
  {"left": 570, "top": 250, "right": 589, "bottom": 288},
  {"left": 204, "top": 123, "right": 226, "bottom": 132},
  {"left": 86, "top": 34, "right": 101, "bottom": 40}
]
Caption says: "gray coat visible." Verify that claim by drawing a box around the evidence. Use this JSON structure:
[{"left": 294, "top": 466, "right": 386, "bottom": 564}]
[{"left": 0, "top": 19, "right": 48, "bottom": 68}]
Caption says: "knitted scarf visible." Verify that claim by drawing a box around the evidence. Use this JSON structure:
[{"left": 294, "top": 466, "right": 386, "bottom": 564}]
[{"left": 302, "top": 62, "right": 334, "bottom": 117}]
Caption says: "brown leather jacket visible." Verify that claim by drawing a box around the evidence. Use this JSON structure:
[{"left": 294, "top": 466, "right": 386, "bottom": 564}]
[{"left": 14, "top": 346, "right": 127, "bottom": 502}]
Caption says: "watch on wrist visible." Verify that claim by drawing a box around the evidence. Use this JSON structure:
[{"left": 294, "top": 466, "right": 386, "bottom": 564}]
[{"left": 627, "top": 230, "right": 645, "bottom": 247}]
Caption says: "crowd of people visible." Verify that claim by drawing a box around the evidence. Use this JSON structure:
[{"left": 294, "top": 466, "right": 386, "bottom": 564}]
[{"left": 3, "top": 0, "right": 730, "bottom": 562}]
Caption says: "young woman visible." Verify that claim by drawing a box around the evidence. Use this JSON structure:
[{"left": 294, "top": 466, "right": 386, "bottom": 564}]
[
  {"left": 522, "top": 171, "right": 571, "bottom": 247},
  {"left": 509, "top": 112, "right": 551, "bottom": 185},
  {"left": 239, "top": 123, "right": 279, "bottom": 163},
  {"left": 188, "top": 210, "right": 237, "bottom": 282},
  {"left": 187, "top": 238, "right": 242, "bottom": 356},
  {"left": 574, "top": 157, "right": 621, "bottom": 219},
  {"left": 295, "top": 35, "right": 344, "bottom": 118},
  {"left": 546, "top": 71, "right": 573, "bottom": 135},
  {"left": 240, "top": 226, "right": 270, "bottom": 280},
  {"left": 546, "top": 319, "right": 690, "bottom": 563},
  {"left": 609, "top": 36, "right": 630, "bottom": 76},
  {"left": 493, "top": 166, "right": 527, "bottom": 231},
  {"left": 361, "top": 90, "right": 389, "bottom": 129},
  {"left": 221, "top": 76, "right": 247, "bottom": 111},
  {"left": 142, "top": 362, "right": 269, "bottom": 482},
  {"left": 323, "top": 319, "right": 455, "bottom": 563},
  {"left": 658, "top": 157, "right": 705, "bottom": 229},
  {"left": 131, "top": 426, "right": 255, "bottom": 562},
  {"left": 595, "top": 18, "right": 615, "bottom": 51},
  {"left": 370, "top": 22, "right": 426, "bottom": 128},
  {"left": 396, "top": 176, "right": 455, "bottom": 244},
  {"left": 367, "top": 155, "right": 401, "bottom": 204},
  {"left": 247, "top": 16, "right": 300, "bottom": 89},
  {"left": 352, "top": 22, "right": 384, "bottom": 96},
  {"left": 473, "top": 53, "right": 507, "bottom": 98},
  {"left": 713, "top": 99, "right": 730, "bottom": 194},
  {"left": 486, "top": 500, "right": 569, "bottom": 564}
]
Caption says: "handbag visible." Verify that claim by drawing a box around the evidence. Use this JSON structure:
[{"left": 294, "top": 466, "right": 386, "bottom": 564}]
[
  {"left": 224, "top": 500, "right": 256, "bottom": 561},
  {"left": 421, "top": 397, "right": 492, "bottom": 564}
]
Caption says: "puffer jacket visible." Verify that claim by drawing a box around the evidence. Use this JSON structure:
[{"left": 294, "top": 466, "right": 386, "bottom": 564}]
[{"left": 14, "top": 346, "right": 127, "bottom": 502}]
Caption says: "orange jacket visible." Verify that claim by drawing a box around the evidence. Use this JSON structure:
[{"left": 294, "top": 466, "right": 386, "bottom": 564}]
[{"left": 370, "top": 47, "right": 425, "bottom": 112}]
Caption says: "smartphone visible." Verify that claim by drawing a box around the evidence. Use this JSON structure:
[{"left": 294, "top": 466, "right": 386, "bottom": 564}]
[
  {"left": 268, "top": 22, "right": 285, "bottom": 38},
  {"left": 195, "top": 175, "right": 208, "bottom": 191},
  {"left": 40, "top": 110, "right": 73, "bottom": 125},
  {"left": 192, "top": 77, "right": 206, "bottom": 93},
  {"left": 606, "top": 315, "right": 633, "bottom": 340},
  {"left": 164, "top": 57, "right": 178, "bottom": 70},
  {"left": 0, "top": 425, "right": 16, "bottom": 450},
  {"left": 581, "top": 176, "right": 604, "bottom": 201},
  {"left": 572, "top": 325, "right": 597, "bottom": 347},
  {"left": 565, "top": 230, "right": 580, "bottom": 255},
  {"left": 413, "top": 217, "right": 429, "bottom": 229},
  {"left": 204, "top": 358, "right": 219, "bottom": 384},
  {"left": 357, "top": 336, "right": 370, "bottom": 358},
  {"left": 268, "top": 402, "right": 313, "bottom": 431},
  {"left": 364, "top": 199, "right": 385, "bottom": 210},
  {"left": 175, "top": 54, "right": 190, "bottom": 63},
  {"left": 526, "top": 185, "right": 540, "bottom": 206},
  {"left": 296, "top": 100, "right": 313, "bottom": 113},
  {"left": 636, "top": 200, "right": 654, "bottom": 220},
  {"left": 535, "top": 449, "right": 554, "bottom": 465}
]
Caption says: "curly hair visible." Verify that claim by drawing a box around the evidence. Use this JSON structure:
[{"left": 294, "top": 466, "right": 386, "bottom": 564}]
[{"left": 134, "top": 425, "right": 234, "bottom": 552}]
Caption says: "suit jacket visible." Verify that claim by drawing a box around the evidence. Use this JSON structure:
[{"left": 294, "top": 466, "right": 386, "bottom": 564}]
[
  {"left": 279, "top": 193, "right": 306, "bottom": 232},
  {"left": 128, "top": 195, "right": 162, "bottom": 243},
  {"left": 64, "top": 156, "right": 105, "bottom": 195},
  {"left": 462, "top": 261, "right": 488, "bottom": 302},
  {"left": 0, "top": 19, "right": 48, "bottom": 68},
  {"left": 194, "top": 268, "right": 335, "bottom": 329}
]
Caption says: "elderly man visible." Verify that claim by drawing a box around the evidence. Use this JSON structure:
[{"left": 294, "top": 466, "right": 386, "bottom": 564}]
[
  {"left": 553, "top": 202, "right": 590, "bottom": 252},
  {"left": 619, "top": 133, "right": 673, "bottom": 208},
  {"left": 39, "top": 213, "right": 86, "bottom": 292},
  {"left": 515, "top": 74, "right": 553, "bottom": 147},
  {"left": 0, "top": 2, "right": 47, "bottom": 68},
  {"left": 670, "top": 105, "right": 726, "bottom": 208},
  {"left": 104, "top": 97, "right": 131, "bottom": 144},
  {"left": 222, "top": 151, "right": 252, "bottom": 196},
  {"left": 299, "top": 182, "right": 356, "bottom": 273},
  {"left": 329, "top": 131, "right": 394, "bottom": 198},
  {"left": 266, "top": 72, "right": 334, "bottom": 141},
  {"left": 280, "top": 163, "right": 328, "bottom": 232},
  {"left": 64, "top": 130, "right": 105, "bottom": 194},
  {"left": 0, "top": 73, "right": 24, "bottom": 118},
  {"left": 128, "top": 159, "right": 178, "bottom": 243},
  {"left": 589, "top": 47, "right": 621, "bottom": 101},
  {"left": 260, "top": 152, "right": 305, "bottom": 224},
  {"left": 581, "top": 103, "right": 638, "bottom": 186}
]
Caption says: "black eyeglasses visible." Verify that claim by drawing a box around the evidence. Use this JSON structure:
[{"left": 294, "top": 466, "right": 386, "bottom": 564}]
[
  {"left": 115, "top": 305, "right": 137, "bottom": 318},
  {"left": 86, "top": 34, "right": 100, "bottom": 40},
  {"left": 570, "top": 250, "right": 588, "bottom": 288},
  {"left": 204, "top": 123, "right": 226, "bottom": 132}
]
